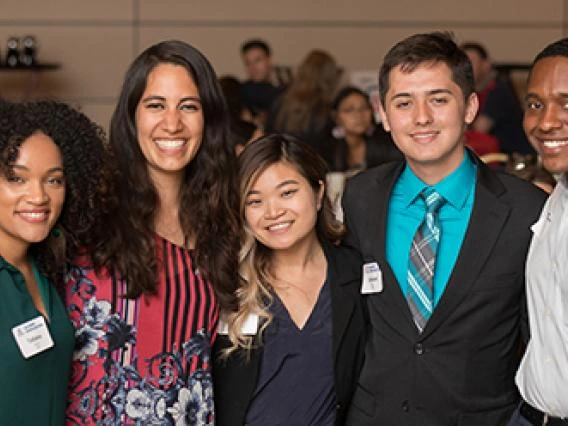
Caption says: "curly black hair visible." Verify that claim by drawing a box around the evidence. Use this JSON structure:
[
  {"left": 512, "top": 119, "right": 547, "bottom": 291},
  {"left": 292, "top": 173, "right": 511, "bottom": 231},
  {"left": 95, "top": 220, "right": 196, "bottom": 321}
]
[{"left": 0, "top": 99, "right": 112, "bottom": 292}]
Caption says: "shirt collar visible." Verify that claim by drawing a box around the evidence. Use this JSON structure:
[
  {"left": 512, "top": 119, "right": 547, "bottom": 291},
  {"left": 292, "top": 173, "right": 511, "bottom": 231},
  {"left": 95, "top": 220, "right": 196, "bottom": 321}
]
[
  {"left": 399, "top": 150, "right": 476, "bottom": 210},
  {"left": 0, "top": 256, "right": 7, "bottom": 271},
  {"left": 0, "top": 255, "right": 39, "bottom": 273},
  {"left": 0, "top": 256, "right": 18, "bottom": 273}
]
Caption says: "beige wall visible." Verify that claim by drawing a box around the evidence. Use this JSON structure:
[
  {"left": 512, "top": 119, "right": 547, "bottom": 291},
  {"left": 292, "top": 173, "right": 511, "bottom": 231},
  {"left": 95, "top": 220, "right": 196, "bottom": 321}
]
[{"left": 1, "top": 0, "right": 566, "bottom": 130}]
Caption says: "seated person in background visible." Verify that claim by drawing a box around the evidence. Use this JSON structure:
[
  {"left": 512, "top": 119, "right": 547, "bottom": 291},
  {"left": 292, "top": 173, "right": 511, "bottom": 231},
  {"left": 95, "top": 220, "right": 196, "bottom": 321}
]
[
  {"left": 462, "top": 41, "right": 535, "bottom": 155},
  {"left": 265, "top": 49, "right": 340, "bottom": 155},
  {"left": 324, "top": 86, "right": 403, "bottom": 173},
  {"left": 219, "top": 75, "right": 263, "bottom": 155},
  {"left": 240, "top": 39, "right": 284, "bottom": 126},
  {"left": 214, "top": 134, "right": 367, "bottom": 426}
]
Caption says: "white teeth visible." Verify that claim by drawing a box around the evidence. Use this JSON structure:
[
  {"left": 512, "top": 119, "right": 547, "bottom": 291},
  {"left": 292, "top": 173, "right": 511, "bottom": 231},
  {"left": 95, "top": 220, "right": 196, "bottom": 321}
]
[
  {"left": 413, "top": 133, "right": 437, "bottom": 139},
  {"left": 268, "top": 222, "right": 291, "bottom": 231},
  {"left": 155, "top": 139, "right": 185, "bottom": 148},
  {"left": 543, "top": 140, "right": 568, "bottom": 148},
  {"left": 20, "top": 212, "right": 47, "bottom": 219}
]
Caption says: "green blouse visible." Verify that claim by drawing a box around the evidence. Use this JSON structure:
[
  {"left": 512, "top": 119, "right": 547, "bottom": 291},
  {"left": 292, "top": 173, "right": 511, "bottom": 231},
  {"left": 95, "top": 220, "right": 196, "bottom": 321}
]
[{"left": 0, "top": 257, "right": 74, "bottom": 425}]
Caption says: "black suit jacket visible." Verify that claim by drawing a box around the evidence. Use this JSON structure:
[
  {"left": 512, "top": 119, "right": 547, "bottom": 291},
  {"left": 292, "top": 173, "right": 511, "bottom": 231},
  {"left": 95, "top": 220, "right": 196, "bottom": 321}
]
[
  {"left": 213, "top": 242, "right": 367, "bottom": 426},
  {"left": 341, "top": 155, "right": 547, "bottom": 426}
]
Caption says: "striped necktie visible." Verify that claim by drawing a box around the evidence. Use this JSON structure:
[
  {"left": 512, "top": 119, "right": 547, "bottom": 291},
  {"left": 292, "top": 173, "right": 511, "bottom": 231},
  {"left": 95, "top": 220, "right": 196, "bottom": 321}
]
[{"left": 407, "top": 187, "right": 445, "bottom": 333}]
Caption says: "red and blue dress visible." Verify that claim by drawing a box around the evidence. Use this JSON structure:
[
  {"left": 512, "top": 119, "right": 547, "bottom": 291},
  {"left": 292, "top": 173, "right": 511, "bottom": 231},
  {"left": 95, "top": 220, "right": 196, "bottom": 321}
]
[{"left": 65, "top": 236, "right": 218, "bottom": 425}]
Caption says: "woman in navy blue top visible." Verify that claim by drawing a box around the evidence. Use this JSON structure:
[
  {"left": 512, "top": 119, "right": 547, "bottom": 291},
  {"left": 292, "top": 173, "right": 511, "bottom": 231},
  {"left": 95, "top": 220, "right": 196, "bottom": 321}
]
[{"left": 213, "top": 134, "right": 367, "bottom": 425}]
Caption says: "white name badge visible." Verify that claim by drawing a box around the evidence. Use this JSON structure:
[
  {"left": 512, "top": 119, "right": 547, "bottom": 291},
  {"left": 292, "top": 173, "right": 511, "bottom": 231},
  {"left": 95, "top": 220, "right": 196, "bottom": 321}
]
[
  {"left": 361, "top": 262, "right": 383, "bottom": 294},
  {"left": 218, "top": 313, "right": 259, "bottom": 335},
  {"left": 12, "top": 316, "right": 54, "bottom": 359}
]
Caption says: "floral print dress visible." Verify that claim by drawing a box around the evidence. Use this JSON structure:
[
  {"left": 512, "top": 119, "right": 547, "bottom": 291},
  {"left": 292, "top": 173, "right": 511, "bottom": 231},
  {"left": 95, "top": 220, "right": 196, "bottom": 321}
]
[{"left": 65, "top": 236, "right": 218, "bottom": 425}]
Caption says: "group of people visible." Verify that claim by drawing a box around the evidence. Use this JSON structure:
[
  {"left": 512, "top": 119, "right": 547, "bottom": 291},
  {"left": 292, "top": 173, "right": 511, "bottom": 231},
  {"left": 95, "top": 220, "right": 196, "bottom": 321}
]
[
  {"left": 0, "top": 30, "right": 566, "bottom": 426},
  {"left": 229, "top": 40, "right": 404, "bottom": 175}
]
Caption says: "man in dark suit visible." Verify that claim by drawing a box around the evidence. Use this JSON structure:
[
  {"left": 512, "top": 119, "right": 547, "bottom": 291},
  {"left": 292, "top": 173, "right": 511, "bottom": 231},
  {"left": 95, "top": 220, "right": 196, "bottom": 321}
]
[{"left": 342, "top": 32, "right": 547, "bottom": 426}]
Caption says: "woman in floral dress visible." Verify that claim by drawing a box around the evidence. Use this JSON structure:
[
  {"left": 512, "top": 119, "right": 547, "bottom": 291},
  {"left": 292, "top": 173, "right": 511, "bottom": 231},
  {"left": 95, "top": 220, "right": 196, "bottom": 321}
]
[{"left": 65, "top": 40, "right": 240, "bottom": 426}]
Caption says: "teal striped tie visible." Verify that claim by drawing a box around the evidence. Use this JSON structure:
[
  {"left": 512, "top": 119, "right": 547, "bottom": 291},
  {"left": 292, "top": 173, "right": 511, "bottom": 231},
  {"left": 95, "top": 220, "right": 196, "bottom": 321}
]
[{"left": 407, "top": 187, "right": 445, "bottom": 333}]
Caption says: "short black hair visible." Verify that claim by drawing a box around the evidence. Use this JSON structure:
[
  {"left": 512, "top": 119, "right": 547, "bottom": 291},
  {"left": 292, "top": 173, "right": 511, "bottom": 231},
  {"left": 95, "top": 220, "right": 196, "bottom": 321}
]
[
  {"left": 460, "top": 42, "right": 489, "bottom": 60},
  {"left": 332, "top": 86, "right": 371, "bottom": 111},
  {"left": 241, "top": 39, "right": 271, "bottom": 56},
  {"left": 379, "top": 31, "right": 474, "bottom": 106},
  {"left": 533, "top": 37, "right": 568, "bottom": 64}
]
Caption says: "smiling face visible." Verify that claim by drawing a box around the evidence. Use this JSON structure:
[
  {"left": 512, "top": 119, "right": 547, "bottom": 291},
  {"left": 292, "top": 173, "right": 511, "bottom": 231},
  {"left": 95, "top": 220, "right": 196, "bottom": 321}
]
[
  {"left": 379, "top": 61, "right": 478, "bottom": 184},
  {"left": 0, "top": 132, "right": 65, "bottom": 256},
  {"left": 135, "top": 63, "right": 204, "bottom": 183},
  {"left": 336, "top": 93, "right": 374, "bottom": 137},
  {"left": 244, "top": 161, "right": 324, "bottom": 253},
  {"left": 524, "top": 56, "right": 568, "bottom": 175}
]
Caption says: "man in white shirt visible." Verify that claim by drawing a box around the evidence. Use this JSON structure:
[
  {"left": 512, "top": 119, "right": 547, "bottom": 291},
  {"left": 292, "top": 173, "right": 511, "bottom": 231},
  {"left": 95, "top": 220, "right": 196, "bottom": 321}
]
[{"left": 509, "top": 38, "right": 568, "bottom": 426}]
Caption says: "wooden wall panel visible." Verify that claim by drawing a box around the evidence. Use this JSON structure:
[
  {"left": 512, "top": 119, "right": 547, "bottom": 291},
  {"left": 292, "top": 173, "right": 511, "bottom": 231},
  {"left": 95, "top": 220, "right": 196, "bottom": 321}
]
[
  {"left": 138, "top": 0, "right": 562, "bottom": 24},
  {"left": 0, "top": 26, "right": 133, "bottom": 101},
  {"left": 0, "top": 0, "right": 565, "bottom": 130},
  {"left": 0, "top": 0, "right": 132, "bottom": 22}
]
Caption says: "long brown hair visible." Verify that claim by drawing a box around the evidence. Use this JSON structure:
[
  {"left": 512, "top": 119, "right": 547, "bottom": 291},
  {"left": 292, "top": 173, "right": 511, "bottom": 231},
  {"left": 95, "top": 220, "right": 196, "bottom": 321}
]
[
  {"left": 101, "top": 40, "right": 240, "bottom": 311},
  {"left": 274, "top": 50, "right": 339, "bottom": 136},
  {"left": 224, "top": 133, "right": 343, "bottom": 355}
]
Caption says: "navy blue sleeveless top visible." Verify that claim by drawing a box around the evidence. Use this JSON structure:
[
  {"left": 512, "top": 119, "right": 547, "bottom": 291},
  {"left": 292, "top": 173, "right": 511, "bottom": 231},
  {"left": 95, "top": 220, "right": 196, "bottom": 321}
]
[{"left": 244, "top": 280, "right": 336, "bottom": 425}]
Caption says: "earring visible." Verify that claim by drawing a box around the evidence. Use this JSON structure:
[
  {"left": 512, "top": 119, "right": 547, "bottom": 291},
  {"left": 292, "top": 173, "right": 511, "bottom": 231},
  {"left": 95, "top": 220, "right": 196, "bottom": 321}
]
[
  {"left": 51, "top": 227, "right": 61, "bottom": 238},
  {"left": 332, "top": 125, "right": 346, "bottom": 139}
]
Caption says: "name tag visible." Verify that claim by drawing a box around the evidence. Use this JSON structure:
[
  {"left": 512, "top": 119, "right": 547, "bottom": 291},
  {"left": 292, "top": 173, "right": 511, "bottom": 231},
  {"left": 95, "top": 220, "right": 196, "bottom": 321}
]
[
  {"left": 361, "top": 262, "right": 383, "bottom": 294},
  {"left": 218, "top": 313, "right": 259, "bottom": 335},
  {"left": 12, "top": 316, "right": 54, "bottom": 359}
]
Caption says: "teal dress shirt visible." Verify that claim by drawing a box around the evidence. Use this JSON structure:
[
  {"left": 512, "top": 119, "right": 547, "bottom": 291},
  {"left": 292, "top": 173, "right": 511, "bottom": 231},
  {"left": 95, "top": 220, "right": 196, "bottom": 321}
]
[
  {"left": 386, "top": 152, "right": 476, "bottom": 306},
  {"left": 0, "top": 256, "right": 74, "bottom": 425}
]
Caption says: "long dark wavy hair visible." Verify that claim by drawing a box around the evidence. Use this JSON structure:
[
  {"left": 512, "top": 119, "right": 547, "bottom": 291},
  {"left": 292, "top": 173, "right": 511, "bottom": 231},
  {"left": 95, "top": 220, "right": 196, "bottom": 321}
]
[
  {"left": 102, "top": 40, "right": 240, "bottom": 311},
  {"left": 0, "top": 99, "right": 111, "bottom": 292}
]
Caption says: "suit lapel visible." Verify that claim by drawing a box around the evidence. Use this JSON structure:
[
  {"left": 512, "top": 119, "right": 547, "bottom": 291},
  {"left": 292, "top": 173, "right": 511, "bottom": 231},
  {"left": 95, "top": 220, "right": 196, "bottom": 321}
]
[
  {"left": 421, "top": 161, "right": 510, "bottom": 339},
  {"left": 366, "top": 163, "right": 420, "bottom": 339}
]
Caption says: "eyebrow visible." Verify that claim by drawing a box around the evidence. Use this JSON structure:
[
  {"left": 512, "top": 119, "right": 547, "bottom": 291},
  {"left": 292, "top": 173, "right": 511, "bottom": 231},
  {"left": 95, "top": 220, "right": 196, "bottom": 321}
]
[
  {"left": 390, "top": 88, "right": 453, "bottom": 101},
  {"left": 246, "top": 179, "right": 300, "bottom": 196},
  {"left": 11, "top": 165, "right": 64, "bottom": 173},
  {"left": 140, "top": 95, "right": 201, "bottom": 105},
  {"left": 276, "top": 179, "right": 300, "bottom": 188},
  {"left": 524, "top": 92, "right": 568, "bottom": 101}
]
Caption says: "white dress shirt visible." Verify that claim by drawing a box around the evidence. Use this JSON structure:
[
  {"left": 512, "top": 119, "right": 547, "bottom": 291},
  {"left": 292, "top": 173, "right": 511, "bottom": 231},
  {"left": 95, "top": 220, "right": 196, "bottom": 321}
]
[{"left": 516, "top": 175, "right": 568, "bottom": 417}]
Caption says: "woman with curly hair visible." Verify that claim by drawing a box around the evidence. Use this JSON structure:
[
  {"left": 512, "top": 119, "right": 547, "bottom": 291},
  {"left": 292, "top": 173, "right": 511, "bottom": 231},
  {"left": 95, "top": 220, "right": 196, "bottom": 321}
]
[
  {"left": 0, "top": 99, "right": 109, "bottom": 425},
  {"left": 213, "top": 134, "right": 367, "bottom": 425},
  {"left": 65, "top": 40, "right": 240, "bottom": 425}
]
